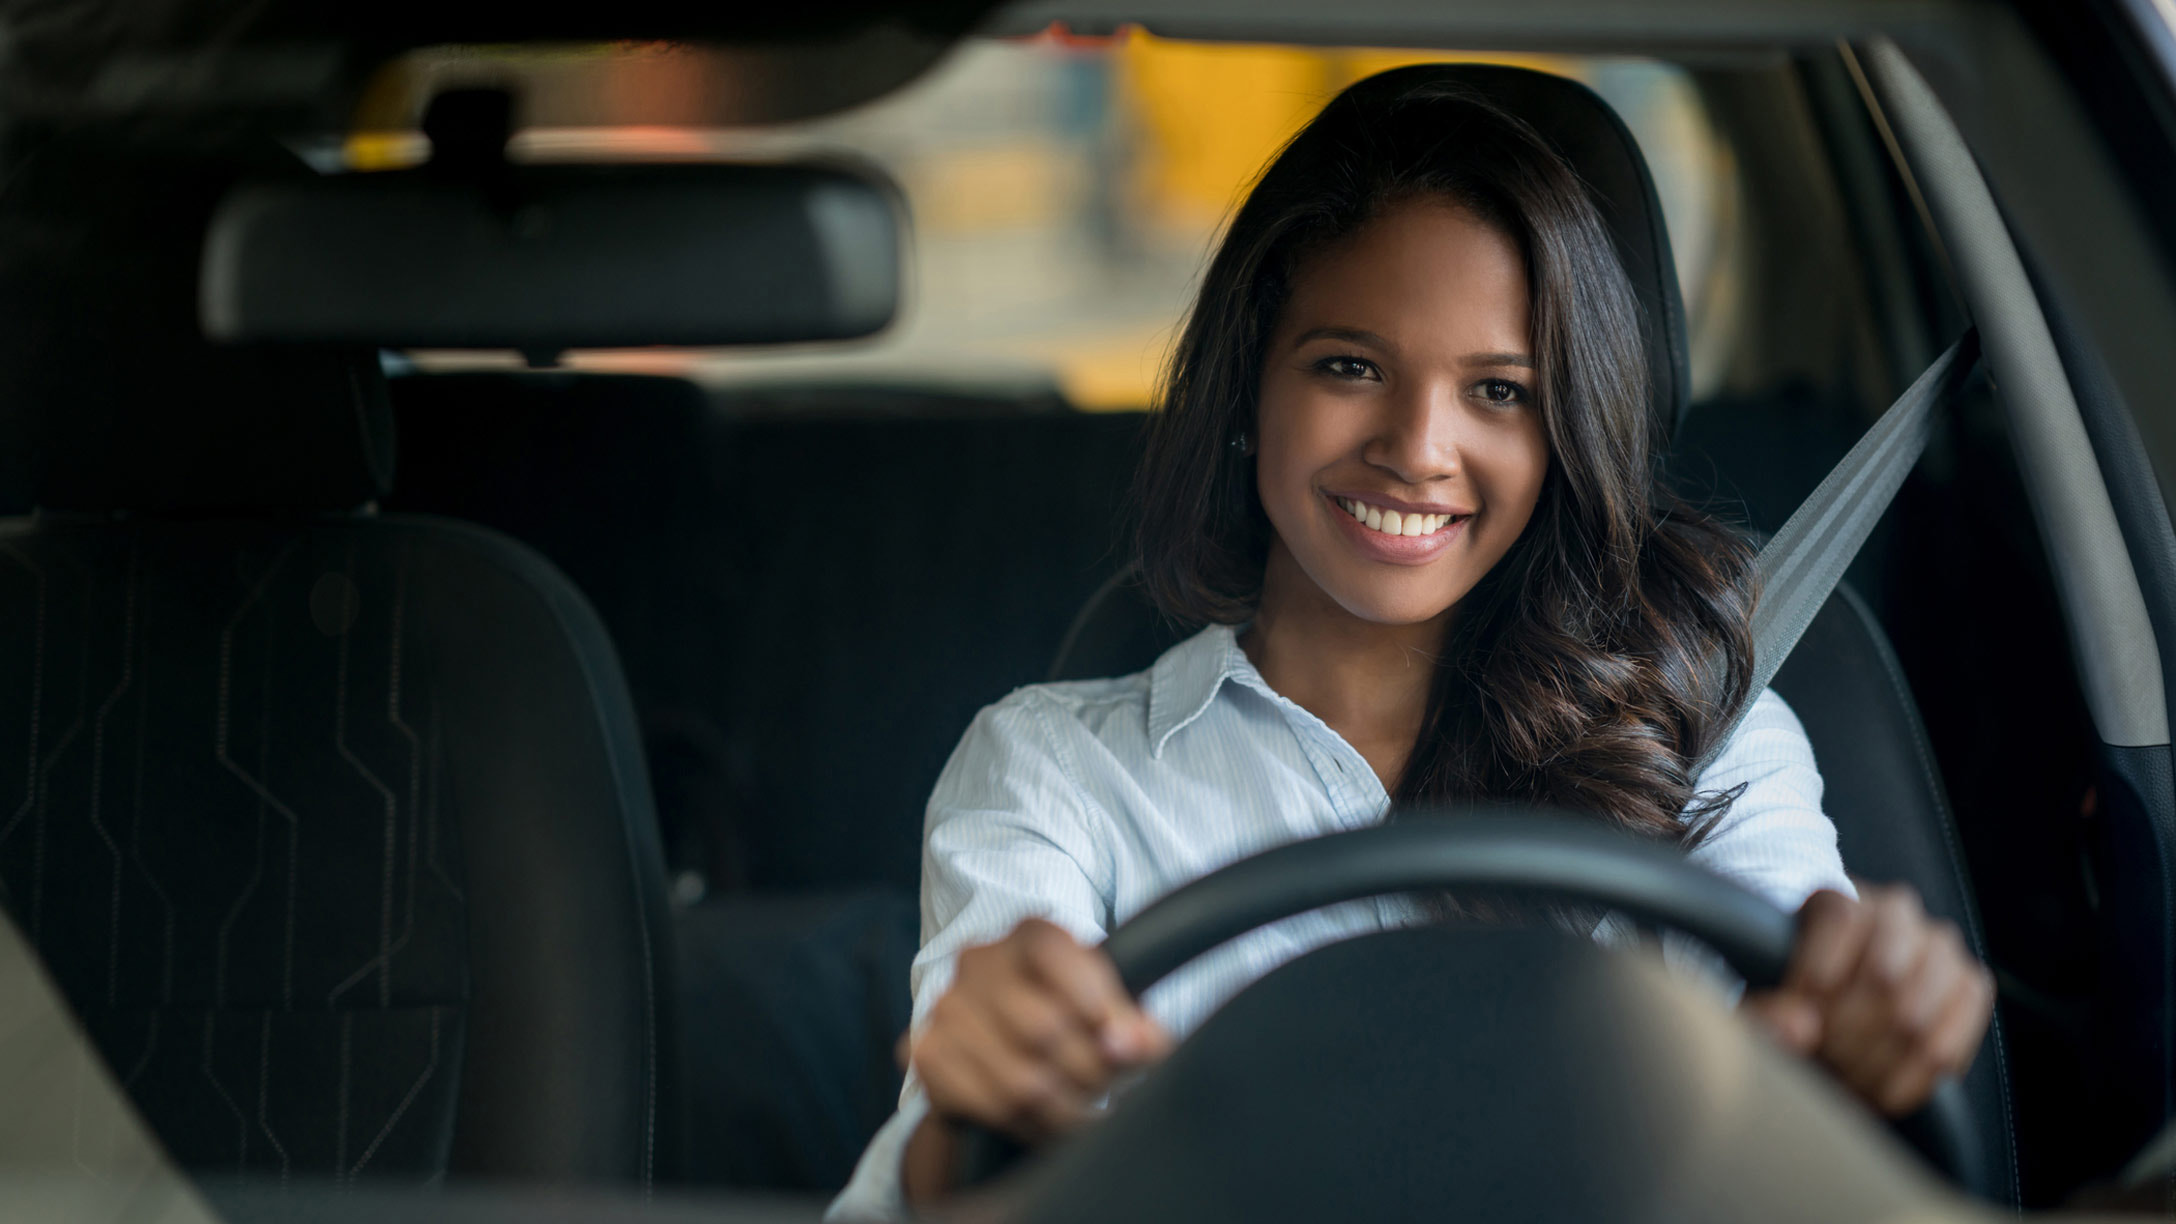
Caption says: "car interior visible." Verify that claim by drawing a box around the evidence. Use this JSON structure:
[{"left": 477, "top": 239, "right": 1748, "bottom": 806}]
[{"left": 5, "top": 0, "right": 2176, "bottom": 1220}]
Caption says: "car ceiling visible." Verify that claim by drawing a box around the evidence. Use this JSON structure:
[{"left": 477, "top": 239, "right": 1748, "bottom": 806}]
[{"left": 0, "top": 0, "right": 2046, "bottom": 132}]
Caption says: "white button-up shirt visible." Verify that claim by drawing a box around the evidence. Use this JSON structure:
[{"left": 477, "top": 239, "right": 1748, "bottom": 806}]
[{"left": 828, "top": 623, "right": 1853, "bottom": 1220}]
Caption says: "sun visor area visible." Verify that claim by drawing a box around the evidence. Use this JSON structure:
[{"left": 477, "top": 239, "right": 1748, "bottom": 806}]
[{"left": 201, "top": 160, "right": 904, "bottom": 356}]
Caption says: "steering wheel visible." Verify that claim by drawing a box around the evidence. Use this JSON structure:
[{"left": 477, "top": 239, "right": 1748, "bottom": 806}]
[{"left": 954, "top": 809, "right": 1986, "bottom": 1197}]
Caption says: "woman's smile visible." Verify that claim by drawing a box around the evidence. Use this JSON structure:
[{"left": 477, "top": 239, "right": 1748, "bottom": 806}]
[
  {"left": 1321, "top": 490, "right": 1470, "bottom": 565},
  {"left": 1250, "top": 198, "right": 1548, "bottom": 626}
]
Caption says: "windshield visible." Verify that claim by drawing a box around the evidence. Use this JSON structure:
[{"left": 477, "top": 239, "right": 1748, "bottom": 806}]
[{"left": 373, "top": 32, "right": 1741, "bottom": 410}]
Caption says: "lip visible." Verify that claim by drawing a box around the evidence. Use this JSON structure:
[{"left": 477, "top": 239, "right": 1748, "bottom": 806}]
[
  {"left": 1321, "top": 489, "right": 1473, "bottom": 517},
  {"left": 1322, "top": 491, "right": 1466, "bottom": 565}
]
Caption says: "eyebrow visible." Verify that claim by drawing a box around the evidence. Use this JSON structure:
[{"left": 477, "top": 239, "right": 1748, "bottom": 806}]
[
  {"left": 1292, "top": 326, "right": 1535, "bottom": 370},
  {"left": 1293, "top": 325, "right": 1392, "bottom": 349}
]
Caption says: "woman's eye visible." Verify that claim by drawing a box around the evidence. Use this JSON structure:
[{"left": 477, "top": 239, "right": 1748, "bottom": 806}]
[
  {"left": 1315, "top": 355, "right": 1380, "bottom": 381},
  {"left": 1475, "top": 378, "right": 1530, "bottom": 405}
]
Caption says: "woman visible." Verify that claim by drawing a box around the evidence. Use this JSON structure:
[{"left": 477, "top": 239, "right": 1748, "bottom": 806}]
[{"left": 830, "top": 67, "right": 1994, "bottom": 1218}]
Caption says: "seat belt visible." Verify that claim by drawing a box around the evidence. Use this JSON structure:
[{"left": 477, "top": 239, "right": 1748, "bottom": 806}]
[
  {"left": 1691, "top": 328, "right": 1982, "bottom": 778},
  {"left": 1656, "top": 329, "right": 1990, "bottom": 1197}
]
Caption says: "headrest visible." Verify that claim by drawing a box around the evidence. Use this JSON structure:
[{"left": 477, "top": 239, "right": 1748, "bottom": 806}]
[
  {"left": 0, "top": 142, "right": 392, "bottom": 515},
  {"left": 1351, "top": 64, "right": 1690, "bottom": 434}
]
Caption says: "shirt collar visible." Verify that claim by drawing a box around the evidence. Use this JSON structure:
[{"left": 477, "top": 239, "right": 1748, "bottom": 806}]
[{"left": 1147, "top": 622, "right": 1259, "bottom": 758}]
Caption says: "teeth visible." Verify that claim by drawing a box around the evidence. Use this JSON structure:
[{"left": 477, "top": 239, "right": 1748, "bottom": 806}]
[{"left": 1337, "top": 496, "right": 1463, "bottom": 538}]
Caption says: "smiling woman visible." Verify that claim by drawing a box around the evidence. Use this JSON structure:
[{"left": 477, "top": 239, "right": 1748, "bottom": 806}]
[
  {"left": 829, "top": 63, "right": 1994, "bottom": 1221},
  {"left": 1256, "top": 203, "right": 1545, "bottom": 630},
  {"left": 1133, "top": 68, "right": 1749, "bottom": 831},
  {"left": 1247, "top": 200, "right": 1552, "bottom": 786}
]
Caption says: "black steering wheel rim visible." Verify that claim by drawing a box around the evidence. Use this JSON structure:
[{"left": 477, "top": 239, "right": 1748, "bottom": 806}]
[
  {"left": 1100, "top": 808, "right": 1794, "bottom": 994},
  {"left": 954, "top": 806, "right": 1986, "bottom": 1198}
]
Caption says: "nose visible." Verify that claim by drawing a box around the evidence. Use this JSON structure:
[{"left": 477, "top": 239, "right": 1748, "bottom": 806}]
[{"left": 1360, "top": 377, "right": 1463, "bottom": 487}]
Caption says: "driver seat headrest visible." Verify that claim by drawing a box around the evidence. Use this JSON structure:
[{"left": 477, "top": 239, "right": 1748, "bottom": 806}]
[
  {"left": 0, "top": 141, "right": 392, "bottom": 516},
  {"left": 1343, "top": 63, "right": 1691, "bottom": 435}
]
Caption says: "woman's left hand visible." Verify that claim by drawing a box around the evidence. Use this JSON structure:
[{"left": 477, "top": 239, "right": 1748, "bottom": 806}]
[{"left": 1739, "top": 882, "right": 1996, "bottom": 1116}]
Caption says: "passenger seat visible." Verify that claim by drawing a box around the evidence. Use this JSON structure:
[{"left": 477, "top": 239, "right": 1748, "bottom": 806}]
[{"left": 0, "top": 143, "right": 677, "bottom": 1189}]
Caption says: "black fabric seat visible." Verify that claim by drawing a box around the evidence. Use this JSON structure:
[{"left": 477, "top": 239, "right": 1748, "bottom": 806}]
[
  {"left": 0, "top": 145, "right": 675, "bottom": 1188},
  {"left": 385, "top": 375, "right": 1143, "bottom": 1190},
  {"left": 673, "top": 889, "right": 918, "bottom": 1190},
  {"left": 386, "top": 375, "right": 1148, "bottom": 894},
  {"left": 1045, "top": 63, "right": 2018, "bottom": 1206}
]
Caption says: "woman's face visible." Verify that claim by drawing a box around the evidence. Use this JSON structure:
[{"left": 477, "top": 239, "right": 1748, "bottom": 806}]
[{"left": 1253, "top": 198, "right": 1551, "bottom": 628}]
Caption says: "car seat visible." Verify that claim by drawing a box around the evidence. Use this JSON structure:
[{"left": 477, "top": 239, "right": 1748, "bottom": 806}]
[{"left": 0, "top": 141, "right": 677, "bottom": 1189}]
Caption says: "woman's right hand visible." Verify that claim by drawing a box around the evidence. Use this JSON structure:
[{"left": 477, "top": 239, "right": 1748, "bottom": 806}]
[{"left": 910, "top": 916, "right": 1172, "bottom": 1143}]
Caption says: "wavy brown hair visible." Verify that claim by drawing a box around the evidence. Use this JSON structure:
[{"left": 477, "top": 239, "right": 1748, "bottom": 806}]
[{"left": 1132, "top": 69, "right": 1758, "bottom": 843}]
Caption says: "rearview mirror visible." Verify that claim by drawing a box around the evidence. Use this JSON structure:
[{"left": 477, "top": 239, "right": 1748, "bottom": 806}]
[{"left": 201, "top": 161, "right": 903, "bottom": 352}]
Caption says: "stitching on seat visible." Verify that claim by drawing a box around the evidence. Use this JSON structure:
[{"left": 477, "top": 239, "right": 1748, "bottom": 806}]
[
  {"left": 328, "top": 537, "right": 405, "bottom": 1011},
  {"left": 1838, "top": 583, "right": 2021, "bottom": 1205},
  {"left": 256, "top": 1011, "right": 291, "bottom": 1180},
  {"left": 204, "top": 1011, "right": 252, "bottom": 1171},
  {"left": 348, "top": 1008, "right": 442, "bottom": 1179},
  {"left": 211, "top": 540, "right": 306, "bottom": 1010}
]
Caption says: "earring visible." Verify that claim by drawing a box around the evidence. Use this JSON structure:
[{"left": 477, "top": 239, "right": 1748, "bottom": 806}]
[{"left": 1229, "top": 430, "right": 1251, "bottom": 456}]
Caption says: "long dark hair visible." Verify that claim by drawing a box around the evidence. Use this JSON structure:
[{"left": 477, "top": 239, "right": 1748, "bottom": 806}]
[{"left": 1132, "top": 69, "right": 1757, "bottom": 842}]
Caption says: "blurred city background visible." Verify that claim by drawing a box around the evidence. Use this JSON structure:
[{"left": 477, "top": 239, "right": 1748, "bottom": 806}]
[{"left": 355, "top": 29, "right": 1739, "bottom": 410}]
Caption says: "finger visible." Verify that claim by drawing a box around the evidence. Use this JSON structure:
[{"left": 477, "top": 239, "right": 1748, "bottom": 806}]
[
  {"left": 988, "top": 989, "right": 1111, "bottom": 1094},
  {"left": 1875, "top": 971, "right": 1994, "bottom": 1116},
  {"left": 1822, "top": 890, "right": 1926, "bottom": 1054},
  {"left": 1872, "top": 1047, "right": 1942, "bottom": 1117},
  {"left": 1922, "top": 964, "right": 1997, "bottom": 1077},
  {"left": 934, "top": 1001, "right": 1088, "bottom": 1141},
  {"left": 1896, "top": 925, "right": 1967, "bottom": 1040},
  {"left": 912, "top": 1015, "right": 1013, "bottom": 1132},
  {"left": 1012, "top": 924, "right": 1144, "bottom": 1056},
  {"left": 1856, "top": 930, "right": 1962, "bottom": 1093},
  {"left": 995, "top": 1057, "right": 1091, "bottom": 1141},
  {"left": 915, "top": 997, "right": 1019, "bottom": 1117},
  {"left": 1740, "top": 990, "right": 1823, "bottom": 1053},
  {"left": 1861, "top": 888, "right": 1927, "bottom": 991},
  {"left": 1130, "top": 1012, "right": 1175, "bottom": 1061},
  {"left": 1828, "top": 899, "right": 1967, "bottom": 1110},
  {"left": 1860, "top": 944, "right": 1957, "bottom": 1115},
  {"left": 1012, "top": 920, "right": 1126, "bottom": 1026},
  {"left": 1790, "top": 890, "right": 1872, "bottom": 997}
]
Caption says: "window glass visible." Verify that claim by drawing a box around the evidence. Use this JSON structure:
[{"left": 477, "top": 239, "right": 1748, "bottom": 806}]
[{"left": 381, "top": 32, "right": 1741, "bottom": 409}]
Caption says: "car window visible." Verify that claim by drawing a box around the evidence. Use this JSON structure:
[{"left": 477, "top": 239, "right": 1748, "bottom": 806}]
[{"left": 366, "top": 31, "right": 1743, "bottom": 409}]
